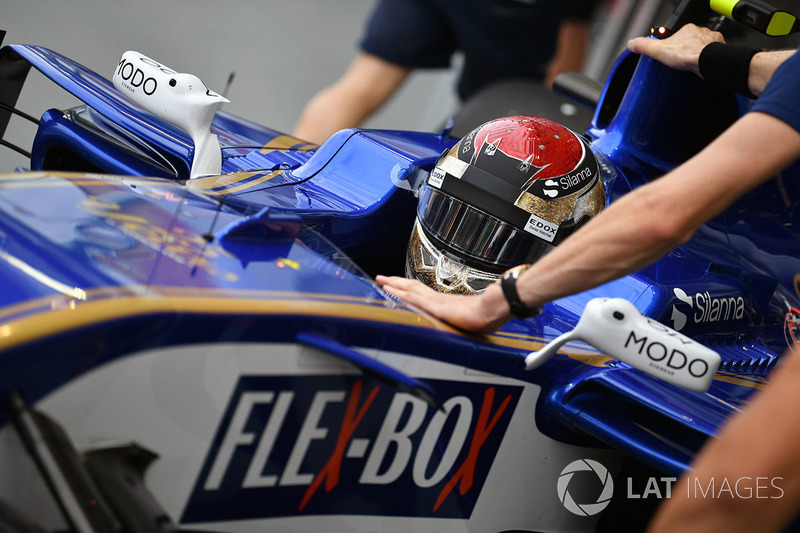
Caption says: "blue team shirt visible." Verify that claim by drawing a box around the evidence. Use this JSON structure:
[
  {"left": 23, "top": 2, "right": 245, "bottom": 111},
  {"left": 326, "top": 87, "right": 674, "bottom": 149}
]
[
  {"left": 751, "top": 50, "right": 800, "bottom": 133},
  {"left": 360, "top": 0, "right": 595, "bottom": 100}
]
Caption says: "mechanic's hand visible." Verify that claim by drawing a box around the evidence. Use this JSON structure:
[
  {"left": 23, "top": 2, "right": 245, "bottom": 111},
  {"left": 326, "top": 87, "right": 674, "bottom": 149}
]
[
  {"left": 627, "top": 23, "right": 725, "bottom": 77},
  {"left": 375, "top": 275, "right": 511, "bottom": 334}
]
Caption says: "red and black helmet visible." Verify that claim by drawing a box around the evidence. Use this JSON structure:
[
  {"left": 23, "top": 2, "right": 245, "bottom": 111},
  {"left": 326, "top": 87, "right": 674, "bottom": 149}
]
[{"left": 407, "top": 115, "right": 609, "bottom": 294}]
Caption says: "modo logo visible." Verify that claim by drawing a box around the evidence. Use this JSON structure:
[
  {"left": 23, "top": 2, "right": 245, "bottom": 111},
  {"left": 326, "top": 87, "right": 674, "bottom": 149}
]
[
  {"left": 116, "top": 58, "right": 158, "bottom": 96},
  {"left": 557, "top": 459, "right": 614, "bottom": 516}
]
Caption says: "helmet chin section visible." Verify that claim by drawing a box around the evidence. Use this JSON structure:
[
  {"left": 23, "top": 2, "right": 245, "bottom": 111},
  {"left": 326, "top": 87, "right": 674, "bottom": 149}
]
[{"left": 406, "top": 221, "right": 498, "bottom": 295}]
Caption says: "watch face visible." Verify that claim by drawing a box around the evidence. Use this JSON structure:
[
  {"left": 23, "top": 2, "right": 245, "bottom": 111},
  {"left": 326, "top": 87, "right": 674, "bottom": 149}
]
[{"left": 503, "top": 264, "right": 530, "bottom": 280}]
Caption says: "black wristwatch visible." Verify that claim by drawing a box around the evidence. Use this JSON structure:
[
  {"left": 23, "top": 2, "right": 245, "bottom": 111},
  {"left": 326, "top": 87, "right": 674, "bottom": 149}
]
[{"left": 500, "top": 265, "right": 541, "bottom": 319}]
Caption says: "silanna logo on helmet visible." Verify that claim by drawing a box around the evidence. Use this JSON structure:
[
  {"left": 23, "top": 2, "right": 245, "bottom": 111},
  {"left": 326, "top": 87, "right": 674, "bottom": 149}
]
[
  {"left": 181, "top": 375, "right": 522, "bottom": 523},
  {"left": 521, "top": 162, "right": 598, "bottom": 242},
  {"left": 524, "top": 161, "right": 597, "bottom": 200},
  {"left": 555, "top": 165, "right": 595, "bottom": 195}
]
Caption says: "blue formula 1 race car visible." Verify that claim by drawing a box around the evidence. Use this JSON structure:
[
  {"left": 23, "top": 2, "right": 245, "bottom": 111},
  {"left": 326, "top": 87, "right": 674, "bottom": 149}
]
[{"left": 0, "top": 1, "right": 799, "bottom": 531}]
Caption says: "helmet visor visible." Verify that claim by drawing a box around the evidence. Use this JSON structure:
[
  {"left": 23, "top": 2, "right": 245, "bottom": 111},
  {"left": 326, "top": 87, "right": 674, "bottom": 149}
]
[{"left": 417, "top": 185, "right": 554, "bottom": 272}]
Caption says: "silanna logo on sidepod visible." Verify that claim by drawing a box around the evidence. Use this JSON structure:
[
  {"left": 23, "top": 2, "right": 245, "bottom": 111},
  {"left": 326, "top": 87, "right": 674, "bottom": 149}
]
[{"left": 670, "top": 288, "right": 745, "bottom": 331}]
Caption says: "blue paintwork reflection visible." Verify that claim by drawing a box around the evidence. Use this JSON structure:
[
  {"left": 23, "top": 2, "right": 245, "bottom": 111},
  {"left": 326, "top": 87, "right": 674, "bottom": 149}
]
[{"left": 1, "top": 41, "right": 798, "bottom": 481}]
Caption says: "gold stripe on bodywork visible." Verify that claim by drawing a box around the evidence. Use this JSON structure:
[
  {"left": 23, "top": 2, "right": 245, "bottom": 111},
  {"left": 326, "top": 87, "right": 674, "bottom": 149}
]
[
  {"left": 0, "top": 286, "right": 394, "bottom": 324},
  {"left": 714, "top": 371, "right": 768, "bottom": 390},
  {"left": 0, "top": 284, "right": 766, "bottom": 388},
  {"left": 210, "top": 171, "right": 287, "bottom": 195},
  {"left": 0, "top": 293, "right": 457, "bottom": 352},
  {"left": 492, "top": 331, "right": 612, "bottom": 366},
  {"left": 0, "top": 285, "right": 601, "bottom": 366},
  {"left": 187, "top": 170, "right": 285, "bottom": 194},
  {"left": 0, "top": 290, "right": 765, "bottom": 389},
  {"left": 260, "top": 135, "right": 317, "bottom": 152}
]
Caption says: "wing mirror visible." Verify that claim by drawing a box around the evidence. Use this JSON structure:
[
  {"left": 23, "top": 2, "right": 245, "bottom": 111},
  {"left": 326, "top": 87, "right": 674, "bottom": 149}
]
[
  {"left": 113, "top": 51, "right": 229, "bottom": 179},
  {"left": 525, "top": 298, "right": 721, "bottom": 392}
]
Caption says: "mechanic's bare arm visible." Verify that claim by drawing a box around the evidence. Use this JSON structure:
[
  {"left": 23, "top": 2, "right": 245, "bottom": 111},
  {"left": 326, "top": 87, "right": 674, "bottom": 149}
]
[
  {"left": 293, "top": 53, "right": 410, "bottom": 144},
  {"left": 377, "top": 112, "right": 800, "bottom": 334},
  {"left": 626, "top": 23, "right": 793, "bottom": 98},
  {"left": 748, "top": 49, "right": 796, "bottom": 97},
  {"left": 648, "top": 348, "right": 800, "bottom": 533},
  {"left": 544, "top": 18, "right": 590, "bottom": 87}
]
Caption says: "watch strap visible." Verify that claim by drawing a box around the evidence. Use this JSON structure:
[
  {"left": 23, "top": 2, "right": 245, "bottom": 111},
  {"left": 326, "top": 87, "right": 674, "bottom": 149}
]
[{"left": 500, "top": 265, "right": 541, "bottom": 319}]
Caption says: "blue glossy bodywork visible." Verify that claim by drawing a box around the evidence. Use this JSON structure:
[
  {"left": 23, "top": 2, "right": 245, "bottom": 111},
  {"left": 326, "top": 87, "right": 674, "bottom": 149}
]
[{"left": 0, "top": 40, "right": 797, "bottom": 494}]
